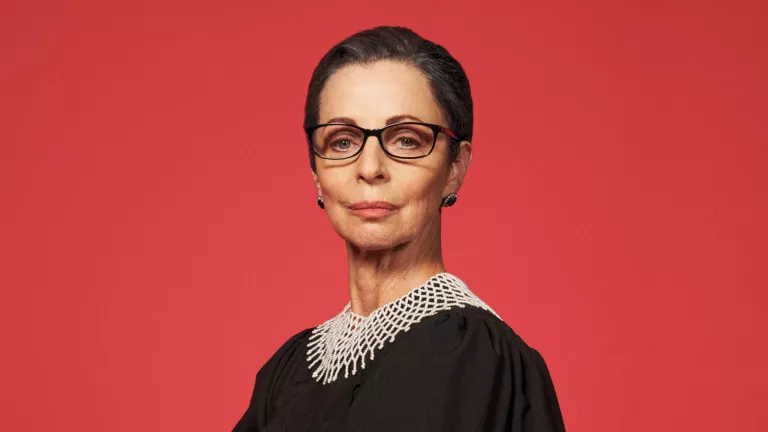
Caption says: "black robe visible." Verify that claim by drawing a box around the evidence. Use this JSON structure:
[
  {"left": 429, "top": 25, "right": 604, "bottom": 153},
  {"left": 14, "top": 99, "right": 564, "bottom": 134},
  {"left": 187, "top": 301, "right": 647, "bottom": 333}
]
[{"left": 233, "top": 305, "right": 566, "bottom": 431}]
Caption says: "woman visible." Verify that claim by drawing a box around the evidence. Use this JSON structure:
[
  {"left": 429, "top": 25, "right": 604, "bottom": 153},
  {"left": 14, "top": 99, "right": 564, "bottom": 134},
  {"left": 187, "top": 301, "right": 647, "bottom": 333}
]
[{"left": 233, "top": 26, "right": 566, "bottom": 431}]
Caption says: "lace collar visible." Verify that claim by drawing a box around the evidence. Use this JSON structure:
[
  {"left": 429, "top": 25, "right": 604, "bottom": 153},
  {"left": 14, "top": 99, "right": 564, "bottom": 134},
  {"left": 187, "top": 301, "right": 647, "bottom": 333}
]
[{"left": 306, "top": 272, "right": 502, "bottom": 385}]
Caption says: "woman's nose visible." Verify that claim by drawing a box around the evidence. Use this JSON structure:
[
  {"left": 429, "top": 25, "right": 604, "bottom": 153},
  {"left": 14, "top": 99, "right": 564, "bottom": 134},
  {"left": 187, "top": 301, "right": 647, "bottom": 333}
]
[{"left": 356, "top": 135, "right": 388, "bottom": 183}]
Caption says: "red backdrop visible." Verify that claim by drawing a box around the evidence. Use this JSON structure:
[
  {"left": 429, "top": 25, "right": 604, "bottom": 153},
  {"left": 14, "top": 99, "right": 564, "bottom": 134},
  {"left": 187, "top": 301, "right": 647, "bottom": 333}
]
[{"left": 3, "top": 0, "right": 766, "bottom": 431}]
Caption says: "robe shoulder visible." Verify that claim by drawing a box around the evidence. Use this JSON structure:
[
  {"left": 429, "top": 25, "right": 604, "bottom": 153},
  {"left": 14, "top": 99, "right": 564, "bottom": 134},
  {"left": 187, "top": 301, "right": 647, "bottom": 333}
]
[
  {"left": 232, "top": 327, "right": 314, "bottom": 431},
  {"left": 347, "top": 305, "right": 567, "bottom": 431}
]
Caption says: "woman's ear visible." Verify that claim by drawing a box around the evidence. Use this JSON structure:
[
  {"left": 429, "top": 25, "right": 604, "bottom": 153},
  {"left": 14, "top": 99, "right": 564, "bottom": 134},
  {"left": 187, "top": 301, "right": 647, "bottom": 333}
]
[
  {"left": 442, "top": 140, "right": 472, "bottom": 197},
  {"left": 312, "top": 170, "right": 323, "bottom": 197}
]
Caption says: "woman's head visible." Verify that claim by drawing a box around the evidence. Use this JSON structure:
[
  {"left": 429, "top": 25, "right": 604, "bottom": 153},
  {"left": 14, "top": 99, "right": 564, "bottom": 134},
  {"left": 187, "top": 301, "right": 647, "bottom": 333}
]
[{"left": 304, "top": 26, "right": 474, "bottom": 252}]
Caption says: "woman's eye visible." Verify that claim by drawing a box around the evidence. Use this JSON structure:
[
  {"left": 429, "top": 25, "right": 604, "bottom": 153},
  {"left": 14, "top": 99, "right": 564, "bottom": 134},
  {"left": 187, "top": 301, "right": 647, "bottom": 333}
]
[
  {"left": 331, "top": 139, "right": 353, "bottom": 150},
  {"left": 398, "top": 137, "right": 421, "bottom": 148}
]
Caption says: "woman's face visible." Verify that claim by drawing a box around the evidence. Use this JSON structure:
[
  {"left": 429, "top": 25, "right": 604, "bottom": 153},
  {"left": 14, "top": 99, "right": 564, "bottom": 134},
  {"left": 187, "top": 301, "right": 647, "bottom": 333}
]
[{"left": 312, "top": 60, "right": 470, "bottom": 251}]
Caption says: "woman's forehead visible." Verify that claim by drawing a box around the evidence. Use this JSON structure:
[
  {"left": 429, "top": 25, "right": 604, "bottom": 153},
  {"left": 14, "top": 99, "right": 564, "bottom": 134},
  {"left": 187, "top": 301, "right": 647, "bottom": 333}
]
[{"left": 318, "top": 61, "right": 445, "bottom": 127}]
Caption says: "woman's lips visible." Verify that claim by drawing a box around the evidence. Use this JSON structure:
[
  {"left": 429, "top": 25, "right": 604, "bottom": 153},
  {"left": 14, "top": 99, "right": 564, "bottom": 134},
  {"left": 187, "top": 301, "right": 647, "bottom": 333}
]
[{"left": 347, "top": 201, "right": 399, "bottom": 219}]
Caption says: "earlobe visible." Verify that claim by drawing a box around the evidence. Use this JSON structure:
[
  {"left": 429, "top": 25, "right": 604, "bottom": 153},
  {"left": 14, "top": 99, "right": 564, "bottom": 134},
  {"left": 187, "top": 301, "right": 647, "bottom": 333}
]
[
  {"left": 312, "top": 170, "right": 325, "bottom": 209},
  {"left": 446, "top": 140, "right": 472, "bottom": 193},
  {"left": 311, "top": 169, "right": 322, "bottom": 197}
]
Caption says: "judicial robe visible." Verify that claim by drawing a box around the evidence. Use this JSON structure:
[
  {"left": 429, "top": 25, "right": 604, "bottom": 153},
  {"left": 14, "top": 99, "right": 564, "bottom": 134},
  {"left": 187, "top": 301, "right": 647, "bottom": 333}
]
[{"left": 233, "top": 305, "right": 566, "bottom": 431}]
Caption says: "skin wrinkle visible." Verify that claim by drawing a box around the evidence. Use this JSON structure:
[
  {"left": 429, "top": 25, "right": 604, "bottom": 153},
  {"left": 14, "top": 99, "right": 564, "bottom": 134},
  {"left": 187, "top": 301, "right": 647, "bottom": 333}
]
[{"left": 312, "top": 60, "right": 472, "bottom": 317}]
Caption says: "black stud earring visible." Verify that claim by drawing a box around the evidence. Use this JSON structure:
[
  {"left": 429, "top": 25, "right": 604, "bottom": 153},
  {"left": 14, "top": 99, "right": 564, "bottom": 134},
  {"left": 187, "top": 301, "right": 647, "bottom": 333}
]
[
  {"left": 316, "top": 196, "right": 325, "bottom": 209},
  {"left": 441, "top": 193, "right": 458, "bottom": 207}
]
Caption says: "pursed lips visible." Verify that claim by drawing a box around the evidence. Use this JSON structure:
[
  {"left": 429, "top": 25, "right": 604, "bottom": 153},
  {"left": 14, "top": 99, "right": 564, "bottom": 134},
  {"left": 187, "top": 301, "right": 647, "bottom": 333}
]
[{"left": 347, "top": 201, "right": 399, "bottom": 218}]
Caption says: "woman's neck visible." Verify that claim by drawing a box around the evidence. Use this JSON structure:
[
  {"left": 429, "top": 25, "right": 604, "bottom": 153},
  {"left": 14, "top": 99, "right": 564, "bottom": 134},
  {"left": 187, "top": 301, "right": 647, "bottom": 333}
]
[{"left": 345, "top": 235, "right": 446, "bottom": 317}]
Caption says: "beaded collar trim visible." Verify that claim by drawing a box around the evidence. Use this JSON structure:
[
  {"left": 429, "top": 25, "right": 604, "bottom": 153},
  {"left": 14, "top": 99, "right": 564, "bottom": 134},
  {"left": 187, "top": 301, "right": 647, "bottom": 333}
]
[{"left": 306, "top": 272, "right": 502, "bottom": 385}]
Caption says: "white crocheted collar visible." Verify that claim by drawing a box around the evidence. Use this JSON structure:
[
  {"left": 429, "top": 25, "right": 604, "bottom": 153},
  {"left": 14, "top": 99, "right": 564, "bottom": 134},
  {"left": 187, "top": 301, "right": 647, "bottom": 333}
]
[{"left": 306, "top": 272, "right": 502, "bottom": 385}]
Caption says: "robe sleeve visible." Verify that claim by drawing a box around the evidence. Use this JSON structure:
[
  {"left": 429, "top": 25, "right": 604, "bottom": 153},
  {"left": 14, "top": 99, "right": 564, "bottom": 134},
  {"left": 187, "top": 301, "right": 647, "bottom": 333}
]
[
  {"left": 232, "top": 328, "right": 313, "bottom": 432},
  {"left": 346, "top": 309, "right": 567, "bottom": 432}
]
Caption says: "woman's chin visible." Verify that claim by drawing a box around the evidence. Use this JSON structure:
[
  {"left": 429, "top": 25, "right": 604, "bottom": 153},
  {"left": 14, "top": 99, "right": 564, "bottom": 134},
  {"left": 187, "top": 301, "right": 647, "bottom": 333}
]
[{"left": 341, "top": 229, "right": 405, "bottom": 252}]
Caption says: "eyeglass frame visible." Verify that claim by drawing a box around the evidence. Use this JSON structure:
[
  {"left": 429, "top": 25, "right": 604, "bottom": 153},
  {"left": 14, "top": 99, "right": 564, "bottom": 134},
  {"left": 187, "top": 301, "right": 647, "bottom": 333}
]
[{"left": 304, "top": 121, "right": 462, "bottom": 160}]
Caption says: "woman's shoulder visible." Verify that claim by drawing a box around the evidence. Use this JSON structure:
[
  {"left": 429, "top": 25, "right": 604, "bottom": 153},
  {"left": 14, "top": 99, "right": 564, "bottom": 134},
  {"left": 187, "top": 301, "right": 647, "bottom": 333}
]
[
  {"left": 281, "top": 326, "right": 315, "bottom": 350},
  {"left": 268, "top": 326, "right": 315, "bottom": 361},
  {"left": 417, "top": 304, "right": 549, "bottom": 365},
  {"left": 254, "top": 327, "right": 315, "bottom": 378}
]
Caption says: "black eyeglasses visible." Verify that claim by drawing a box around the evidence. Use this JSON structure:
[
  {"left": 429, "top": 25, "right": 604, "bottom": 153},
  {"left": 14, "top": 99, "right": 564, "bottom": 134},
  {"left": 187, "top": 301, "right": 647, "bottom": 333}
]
[{"left": 304, "top": 122, "right": 461, "bottom": 160}]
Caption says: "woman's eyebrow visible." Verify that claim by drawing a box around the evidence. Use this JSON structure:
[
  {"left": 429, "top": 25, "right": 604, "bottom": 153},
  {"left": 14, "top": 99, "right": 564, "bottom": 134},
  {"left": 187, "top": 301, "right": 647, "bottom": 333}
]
[
  {"left": 326, "top": 116, "right": 357, "bottom": 125},
  {"left": 322, "top": 114, "right": 424, "bottom": 126},
  {"left": 386, "top": 114, "right": 423, "bottom": 125}
]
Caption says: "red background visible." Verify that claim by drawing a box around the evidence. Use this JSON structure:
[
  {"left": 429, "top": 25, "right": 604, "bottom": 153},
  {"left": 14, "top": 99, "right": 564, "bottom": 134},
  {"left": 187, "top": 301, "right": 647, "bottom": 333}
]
[{"left": 3, "top": 0, "right": 766, "bottom": 430}]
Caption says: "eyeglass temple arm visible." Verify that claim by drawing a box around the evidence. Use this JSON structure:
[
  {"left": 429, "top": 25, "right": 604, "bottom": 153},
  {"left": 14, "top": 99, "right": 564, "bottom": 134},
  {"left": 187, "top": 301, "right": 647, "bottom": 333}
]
[{"left": 440, "top": 126, "right": 459, "bottom": 140}]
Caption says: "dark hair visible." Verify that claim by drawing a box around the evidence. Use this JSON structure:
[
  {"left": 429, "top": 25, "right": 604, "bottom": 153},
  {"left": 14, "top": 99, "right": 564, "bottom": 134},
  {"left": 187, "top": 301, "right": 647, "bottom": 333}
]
[{"left": 303, "top": 26, "right": 474, "bottom": 172}]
